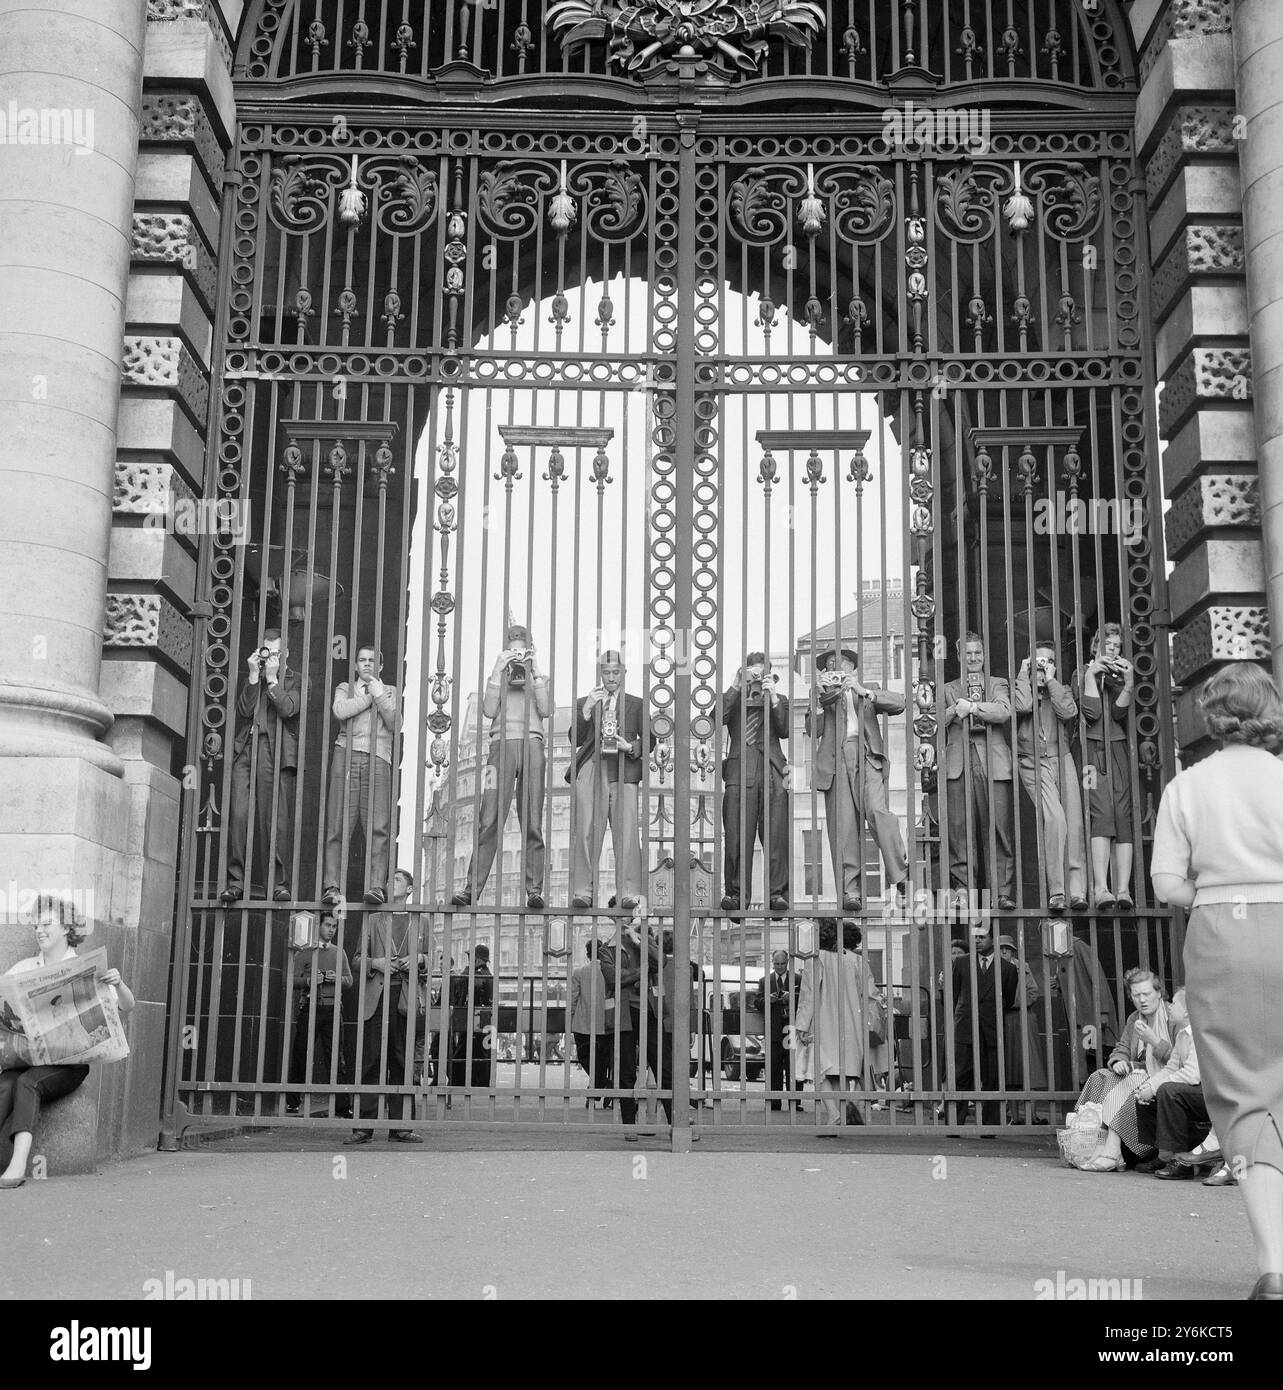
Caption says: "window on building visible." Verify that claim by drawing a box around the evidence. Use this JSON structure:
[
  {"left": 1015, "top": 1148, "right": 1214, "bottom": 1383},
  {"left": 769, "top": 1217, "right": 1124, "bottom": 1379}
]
[{"left": 802, "top": 830, "right": 824, "bottom": 896}]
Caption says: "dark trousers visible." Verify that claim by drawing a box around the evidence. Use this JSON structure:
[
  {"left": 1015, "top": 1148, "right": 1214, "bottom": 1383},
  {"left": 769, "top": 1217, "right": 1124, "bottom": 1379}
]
[
  {"left": 723, "top": 769, "right": 789, "bottom": 902},
  {"left": 358, "top": 988, "right": 407, "bottom": 1121},
  {"left": 323, "top": 748, "right": 392, "bottom": 892},
  {"left": 0, "top": 1063, "right": 90, "bottom": 1142},
  {"left": 226, "top": 746, "right": 294, "bottom": 892},
  {"left": 465, "top": 738, "right": 546, "bottom": 897},
  {"left": 644, "top": 1017, "right": 676, "bottom": 1125},
  {"left": 945, "top": 746, "right": 1014, "bottom": 897},
  {"left": 766, "top": 1032, "right": 798, "bottom": 1109},
  {"left": 288, "top": 998, "right": 349, "bottom": 1106},
  {"left": 616, "top": 1010, "right": 641, "bottom": 1123},
  {"left": 1134, "top": 1081, "right": 1210, "bottom": 1159},
  {"left": 955, "top": 1036, "right": 1004, "bottom": 1124},
  {"left": 573, "top": 1032, "right": 612, "bottom": 1091}
]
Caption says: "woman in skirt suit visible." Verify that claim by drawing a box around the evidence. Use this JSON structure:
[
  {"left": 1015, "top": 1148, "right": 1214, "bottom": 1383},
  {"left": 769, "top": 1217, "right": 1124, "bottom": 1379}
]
[{"left": 1152, "top": 664, "right": 1283, "bottom": 1300}]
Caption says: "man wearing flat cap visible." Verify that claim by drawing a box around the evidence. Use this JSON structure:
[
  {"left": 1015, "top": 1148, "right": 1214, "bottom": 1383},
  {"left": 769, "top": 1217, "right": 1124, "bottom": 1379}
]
[
  {"left": 453, "top": 623, "right": 550, "bottom": 910},
  {"left": 805, "top": 646, "right": 908, "bottom": 912}
]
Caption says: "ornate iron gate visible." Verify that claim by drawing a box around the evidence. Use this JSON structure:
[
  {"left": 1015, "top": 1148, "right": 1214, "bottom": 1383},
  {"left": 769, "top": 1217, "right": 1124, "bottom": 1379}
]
[{"left": 163, "top": 0, "right": 1178, "bottom": 1145}]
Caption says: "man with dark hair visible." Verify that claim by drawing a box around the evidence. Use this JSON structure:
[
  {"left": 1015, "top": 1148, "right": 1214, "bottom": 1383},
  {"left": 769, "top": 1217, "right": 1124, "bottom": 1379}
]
[
  {"left": 1014, "top": 644, "right": 1088, "bottom": 914},
  {"left": 721, "top": 651, "right": 790, "bottom": 914},
  {"left": 454, "top": 624, "right": 551, "bottom": 911},
  {"left": 806, "top": 647, "right": 907, "bottom": 912},
  {"left": 568, "top": 650, "right": 653, "bottom": 912},
  {"left": 942, "top": 632, "right": 1015, "bottom": 911},
  {"left": 951, "top": 930, "right": 1019, "bottom": 1125},
  {"left": 221, "top": 627, "right": 300, "bottom": 904},
  {"left": 569, "top": 939, "right": 611, "bottom": 1099},
  {"left": 447, "top": 942, "right": 494, "bottom": 1088},
  {"left": 323, "top": 644, "right": 398, "bottom": 908}
]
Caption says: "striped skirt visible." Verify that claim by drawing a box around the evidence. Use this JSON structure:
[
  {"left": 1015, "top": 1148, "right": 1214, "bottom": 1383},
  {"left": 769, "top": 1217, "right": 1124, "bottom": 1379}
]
[{"left": 1076, "top": 1067, "right": 1153, "bottom": 1156}]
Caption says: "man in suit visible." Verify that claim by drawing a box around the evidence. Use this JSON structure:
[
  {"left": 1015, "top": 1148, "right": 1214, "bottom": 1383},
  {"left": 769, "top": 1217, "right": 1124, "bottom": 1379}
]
[
  {"left": 221, "top": 627, "right": 300, "bottom": 904},
  {"left": 453, "top": 623, "right": 551, "bottom": 911},
  {"left": 951, "top": 930, "right": 1019, "bottom": 1124},
  {"left": 347, "top": 868, "right": 424, "bottom": 1144},
  {"left": 447, "top": 943, "right": 494, "bottom": 1088},
  {"left": 568, "top": 651, "right": 653, "bottom": 911},
  {"left": 805, "top": 647, "right": 908, "bottom": 912},
  {"left": 942, "top": 632, "right": 1016, "bottom": 911},
  {"left": 645, "top": 930, "right": 696, "bottom": 1127},
  {"left": 755, "top": 949, "right": 801, "bottom": 1110},
  {"left": 721, "top": 651, "right": 790, "bottom": 913},
  {"left": 1013, "top": 644, "right": 1088, "bottom": 913},
  {"left": 569, "top": 939, "right": 611, "bottom": 1098},
  {"left": 322, "top": 643, "right": 399, "bottom": 909}
]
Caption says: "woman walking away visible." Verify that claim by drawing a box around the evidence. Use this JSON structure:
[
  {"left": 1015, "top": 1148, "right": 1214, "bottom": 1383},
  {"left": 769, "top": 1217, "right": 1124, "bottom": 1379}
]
[
  {"left": 1, "top": 896, "right": 135, "bottom": 1188},
  {"left": 1152, "top": 664, "right": 1283, "bottom": 1300}
]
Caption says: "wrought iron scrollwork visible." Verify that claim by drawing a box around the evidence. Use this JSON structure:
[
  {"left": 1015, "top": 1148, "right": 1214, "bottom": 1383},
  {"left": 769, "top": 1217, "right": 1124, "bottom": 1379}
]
[
  {"left": 1023, "top": 162, "right": 1104, "bottom": 242},
  {"left": 934, "top": 163, "right": 1012, "bottom": 243},
  {"left": 267, "top": 154, "right": 440, "bottom": 235}
]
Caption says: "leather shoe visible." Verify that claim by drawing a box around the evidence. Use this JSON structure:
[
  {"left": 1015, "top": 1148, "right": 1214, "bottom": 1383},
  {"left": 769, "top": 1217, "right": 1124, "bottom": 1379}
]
[
  {"left": 344, "top": 1130, "right": 374, "bottom": 1145},
  {"left": 1048, "top": 894, "right": 1067, "bottom": 914},
  {"left": 1154, "top": 1161, "right": 1197, "bottom": 1180},
  {"left": 769, "top": 895, "right": 789, "bottom": 913},
  {"left": 451, "top": 890, "right": 472, "bottom": 907},
  {"left": 219, "top": 886, "right": 242, "bottom": 906},
  {"left": 1248, "top": 1273, "right": 1283, "bottom": 1300},
  {"left": 996, "top": 896, "right": 1016, "bottom": 911},
  {"left": 1115, "top": 894, "right": 1134, "bottom": 913},
  {"left": 322, "top": 887, "right": 344, "bottom": 908},
  {"left": 526, "top": 892, "right": 545, "bottom": 910},
  {"left": 1133, "top": 1156, "right": 1164, "bottom": 1174},
  {"left": 1069, "top": 894, "right": 1089, "bottom": 912},
  {"left": 843, "top": 896, "right": 862, "bottom": 912},
  {"left": 571, "top": 895, "right": 592, "bottom": 911},
  {"left": 1203, "top": 1165, "right": 1237, "bottom": 1187},
  {"left": 363, "top": 887, "right": 387, "bottom": 907},
  {"left": 720, "top": 894, "right": 737, "bottom": 911},
  {"left": 389, "top": 1130, "right": 423, "bottom": 1144},
  {"left": 620, "top": 895, "right": 640, "bottom": 911},
  {"left": 273, "top": 886, "right": 292, "bottom": 903},
  {"left": 0, "top": 1176, "right": 26, "bottom": 1189},
  {"left": 1176, "top": 1145, "right": 1222, "bottom": 1168}
]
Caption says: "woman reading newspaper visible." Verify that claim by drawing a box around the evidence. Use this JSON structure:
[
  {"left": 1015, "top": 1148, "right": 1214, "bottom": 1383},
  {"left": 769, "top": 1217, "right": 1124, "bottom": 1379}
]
[{"left": 0, "top": 896, "right": 135, "bottom": 1189}]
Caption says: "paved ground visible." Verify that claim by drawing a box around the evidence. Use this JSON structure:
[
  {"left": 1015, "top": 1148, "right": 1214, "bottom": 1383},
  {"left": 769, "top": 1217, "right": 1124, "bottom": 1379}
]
[{"left": 3, "top": 1129, "right": 1255, "bottom": 1300}]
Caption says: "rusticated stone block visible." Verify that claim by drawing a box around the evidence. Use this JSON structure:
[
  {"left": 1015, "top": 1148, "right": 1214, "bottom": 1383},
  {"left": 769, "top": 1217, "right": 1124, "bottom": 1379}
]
[
  {"left": 1165, "top": 473, "right": 1261, "bottom": 557},
  {"left": 122, "top": 335, "right": 209, "bottom": 430},
  {"left": 146, "top": 0, "right": 233, "bottom": 71},
  {"left": 113, "top": 460, "right": 197, "bottom": 519},
  {"left": 104, "top": 592, "right": 194, "bottom": 671},
  {"left": 1139, "top": 0, "right": 1233, "bottom": 84},
  {"left": 131, "top": 212, "right": 216, "bottom": 316},
  {"left": 1172, "top": 605, "right": 1271, "bottom": 683},
  {"left": 138, "top": 91, "right": 224, "bottom": 188},
  {"left": 1145, "top": 106, "right": 1238, "bottom": 206},
  {"left": 1152, "top": 224, "right": 1244, "bottom": 322},
  {"left": 1159, "top": 347, "right": 1252, "bottom": 437}
]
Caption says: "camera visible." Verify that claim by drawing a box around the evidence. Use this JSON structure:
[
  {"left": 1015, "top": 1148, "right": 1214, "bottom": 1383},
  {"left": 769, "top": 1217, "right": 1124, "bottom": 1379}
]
[
  {"left": 1100, "top": 657, "right": 1126, "bottom": 682},
  {"left": 256, "top": 645, "right": 272, "bottom": 670}
]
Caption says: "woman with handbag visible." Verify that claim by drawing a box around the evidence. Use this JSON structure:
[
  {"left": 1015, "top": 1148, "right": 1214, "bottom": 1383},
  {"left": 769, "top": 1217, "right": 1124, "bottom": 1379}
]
[
  {"left": 1152, "top": 663, "right": 1283, "bottom": 1300},
  {"left": 793, "top": 919, "right": 870, "bottom": 1131},
  {"left": 1072, "top": 967, "right": 1173, "bottom": 1171}
]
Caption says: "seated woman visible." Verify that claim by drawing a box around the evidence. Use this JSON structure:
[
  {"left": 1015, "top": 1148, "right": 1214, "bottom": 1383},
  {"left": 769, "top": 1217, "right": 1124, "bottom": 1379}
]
[
  {"left": 1073, "top": 966, "right": 1174, "bottom": 1172},
  {"left": 0, "top": 896, "right": 135, "bottom": 1189}
]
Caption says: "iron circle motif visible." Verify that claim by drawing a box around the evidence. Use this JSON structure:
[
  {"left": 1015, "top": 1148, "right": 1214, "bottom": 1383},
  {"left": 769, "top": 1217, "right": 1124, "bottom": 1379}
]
[
  {"left": 218, "top": 468, "right": 240, "bottom": 493},
  {"left": 692, "top": 687, "right": 717, "bottom": 711},
  {"left": 652, "top": 655, "right": 675, "bottom": 681},
  {"left": 1134, "top": 711, "right": 1159, "bottom": 739},
  {"left": 261, "top": 352, "right": 284, "bottom": 373},
  {"left": 654, "top": 330, "right": 677, "bottom": 351},
  {"left": 1027, "top": 359, "right": 1051, "bottom": 382},
  {"left": 228, "top": 317, "right": 250, "bottom": 340},
  {"left": 221, "top": 411, "right": 243, "bottom": 436},
  {"left": 693, "top": 480, "right": 718, "bottom": 507},
  {"left": 211, "top": 554, "right": 236, "bottom": 582},
  {"left": 650, "top": 508, "right": 676, "bottom": 536},
  {"left": 695, "top": 329, "right": 718, "bottom": 352},
  {"left": 652, "top": 478, "right": 677, "bottom": 506},
  {"left": 695, "top": 166, "right": 718, "bottom": 189},
  {"left": 693, "top": 596, "right": 716, "bottom": 623},
  {"left": 695, "top": 249, "right": 719, "bottom": 271},
  {"left": 652, "top": 536, "right": 676, "bottom": 563},
  {"left": 219, "top": 440, "right": 240, "bottom": 464},
  {"left": 693, "top": 538, "right": 717, "bottom": 565},
  {"left": 692, "top": 564, "right": 719, "bottom": 592},
  {"left": 1124, "top": 474, "right": 1147, "bottom": 498},
  {"left": 693, "top": 655, "right": 717, "bottom": 682},
  {"left": 205, "top": 671, "right": 227, "bottom": 702},
  {"left": 692, "top": 715, "right": 715, "bottom": 741},
  {"left": 652, "top": 594, "right": 676, "bottom": 621},
  {"left": 375, "top": 355, "right": 399, "bottom": 377},
  {"left": 223, "top": 384, "right": 246, "bottom": 408},
  {"left": 651, "top": 686, "right": 674, "bottom": 710},
  {"left": 1133, "top": 652, "right": 1157, "bottom": 679},
  {"left": 651, "top": 713, "right": 674, "bottom": 739},
  {"left": 651, "top": 565, "right": 676, "bottom": 591}
]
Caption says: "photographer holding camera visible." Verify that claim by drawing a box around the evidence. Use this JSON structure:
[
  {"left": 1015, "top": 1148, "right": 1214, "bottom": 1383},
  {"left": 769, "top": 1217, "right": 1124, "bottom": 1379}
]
[
  {"left": 453, "top": 623, "right": 551, "bottom": 910},
  {"left": 221, "top": 628, "right": 300, "bottom": 904},
  {"left": 322, "top": 644, "right": 399, "bottom": 908},
  {"left": 1072, "top": 622, "right": 1137, "bottom": 912},
  {"left": 1013, "top": 643, "right": 1088, "bottom": 914},
  {"left": 721, "top": 651, "right": 790, "bottom": 914}
]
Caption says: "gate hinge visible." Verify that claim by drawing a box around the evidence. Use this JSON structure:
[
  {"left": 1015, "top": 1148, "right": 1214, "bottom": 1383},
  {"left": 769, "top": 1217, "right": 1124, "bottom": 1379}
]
[
  {"left": 222, "top": 168, "right": 244, "bottom": 189},
  {"left": 1150, "top": 608, "right": 1171, "bottom": 628},
  {"left": 189, "top": 598, "right": 214, "bottom": 620}
]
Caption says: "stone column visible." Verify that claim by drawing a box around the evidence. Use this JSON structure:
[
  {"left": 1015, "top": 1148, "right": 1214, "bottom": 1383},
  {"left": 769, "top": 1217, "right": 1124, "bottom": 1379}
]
[{"left": 1234, "top": 0, "right": 1283, "bottom": 679}]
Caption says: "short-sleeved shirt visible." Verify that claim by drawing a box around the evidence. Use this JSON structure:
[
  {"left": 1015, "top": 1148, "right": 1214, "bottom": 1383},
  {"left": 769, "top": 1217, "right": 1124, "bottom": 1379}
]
[{"left": 1151, "top": 744, "right": 1283, "bottom": 905}]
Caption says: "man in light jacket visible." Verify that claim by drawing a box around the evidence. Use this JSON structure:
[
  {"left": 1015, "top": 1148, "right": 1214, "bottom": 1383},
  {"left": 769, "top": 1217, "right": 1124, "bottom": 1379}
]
[{"left": 569, "top": 940, "right": 610, "bottom": 1098}]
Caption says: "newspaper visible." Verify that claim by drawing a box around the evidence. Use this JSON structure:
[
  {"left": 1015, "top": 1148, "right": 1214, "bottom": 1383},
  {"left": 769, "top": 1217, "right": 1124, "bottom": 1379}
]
[{"left": 0, "top": 948, "right": 130, "bottom": 1067}]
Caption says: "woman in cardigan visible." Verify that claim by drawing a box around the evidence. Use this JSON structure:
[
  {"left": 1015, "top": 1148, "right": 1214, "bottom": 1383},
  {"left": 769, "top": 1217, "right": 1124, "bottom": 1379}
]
[
  {"left": 1153, "top": 663, "right": 1283, "bottom": 1301},
  {"left": 794, "top": 919, "right": 868, "bottom": 1130},
  {"left": 0, "top": 896, "right": 135, "bottom": 1189},
  {"left": 1073, "top": 966, "right": 1173, "bottom": 1171}
]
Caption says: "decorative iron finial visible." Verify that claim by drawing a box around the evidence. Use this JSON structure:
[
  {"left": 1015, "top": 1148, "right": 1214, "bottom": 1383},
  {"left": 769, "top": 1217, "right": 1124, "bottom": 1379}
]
[{"left": 339, "top": 155, "right": 366, "bottom": 227}]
